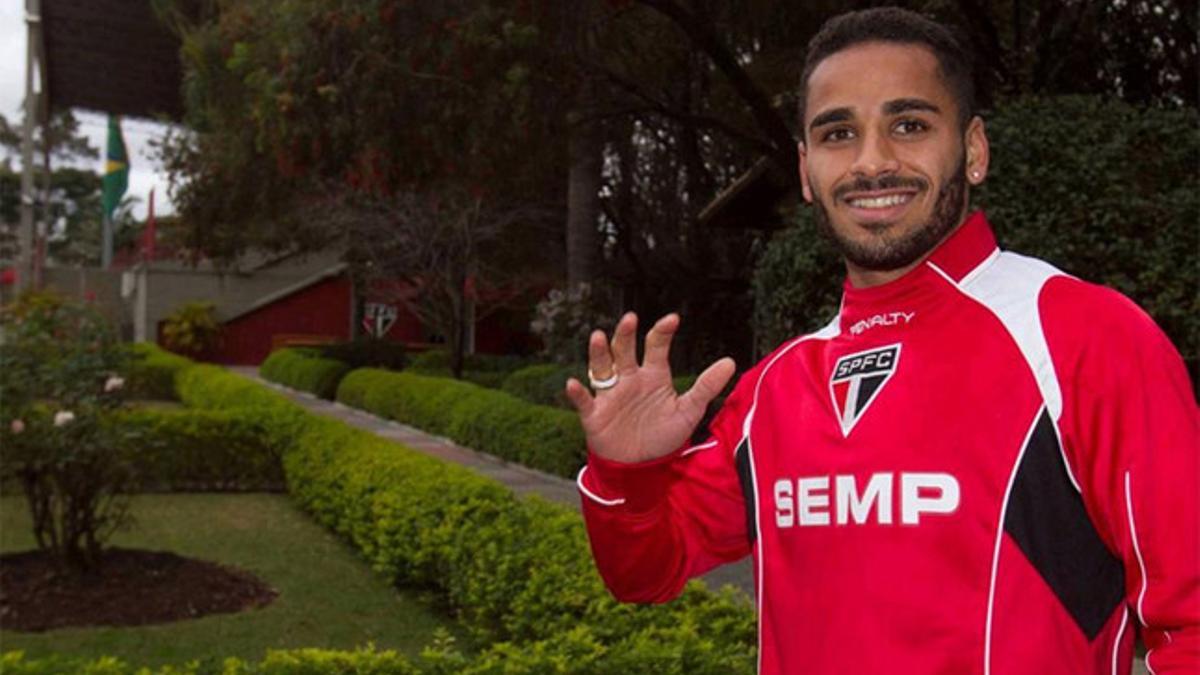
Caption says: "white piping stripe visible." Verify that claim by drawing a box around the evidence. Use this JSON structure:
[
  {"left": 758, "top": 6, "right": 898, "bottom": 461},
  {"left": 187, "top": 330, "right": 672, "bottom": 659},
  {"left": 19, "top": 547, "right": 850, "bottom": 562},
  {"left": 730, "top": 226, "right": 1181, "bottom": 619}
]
[
  {"left": 926, "top": 260, "right": 957, "bottom": 286},
  {"left": 680, "top": 440, "right": 719, "bottom": 457},
  {"left": 984, "top": 408, "right": 1044, "bottom": 675},
  {"left": 576, "top": 466, "right": 626, "bottom": 507},
  {"left": 747, "top": 433, "right": 765, "bottom": 674},
  {"left": 1125, "top": 471, "right": 1149, "bottom": 627},
  {"left": 958, "top": 248, "right": 1002, "bottom": 287},
  {"left": 1111, "top": 607, "right": 1128, "bottom": 675},
  {"left": 743, "top": 317, "right": 840, "bottom": 439},
  {"left": 1048, "top": 409, "right": 1082, "bottom": 494}
]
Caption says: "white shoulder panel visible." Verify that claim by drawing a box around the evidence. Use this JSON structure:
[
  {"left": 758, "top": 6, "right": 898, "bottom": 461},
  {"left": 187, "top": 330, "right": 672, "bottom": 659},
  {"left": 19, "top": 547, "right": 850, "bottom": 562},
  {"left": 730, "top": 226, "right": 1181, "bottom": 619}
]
[{"left": 932, "top": 251, "right": 1067, "bottom": 421}]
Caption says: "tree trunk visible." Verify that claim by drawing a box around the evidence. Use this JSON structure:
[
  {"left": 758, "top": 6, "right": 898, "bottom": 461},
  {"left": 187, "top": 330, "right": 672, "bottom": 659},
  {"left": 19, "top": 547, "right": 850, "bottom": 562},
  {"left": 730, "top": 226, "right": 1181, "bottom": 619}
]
[{"left": 566, "top": 106, "right": 602, "bottom": 288}]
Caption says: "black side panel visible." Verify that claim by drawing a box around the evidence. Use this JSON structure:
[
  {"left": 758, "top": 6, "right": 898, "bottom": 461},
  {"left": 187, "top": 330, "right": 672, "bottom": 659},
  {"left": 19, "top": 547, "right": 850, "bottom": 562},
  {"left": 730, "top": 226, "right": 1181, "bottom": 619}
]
[
  {"left": 1004, "top": 410, "right": 1125, "bottom": 640},
  {"left": 734, "top": 438, "right": 757, "bottom": 546}
]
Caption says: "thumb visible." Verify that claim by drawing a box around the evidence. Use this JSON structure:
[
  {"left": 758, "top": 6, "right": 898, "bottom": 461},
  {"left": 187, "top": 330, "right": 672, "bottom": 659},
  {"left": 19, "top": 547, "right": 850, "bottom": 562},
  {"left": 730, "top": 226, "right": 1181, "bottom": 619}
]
[{"left": 680, "top": 357, "right": 736, "bottom": 412}]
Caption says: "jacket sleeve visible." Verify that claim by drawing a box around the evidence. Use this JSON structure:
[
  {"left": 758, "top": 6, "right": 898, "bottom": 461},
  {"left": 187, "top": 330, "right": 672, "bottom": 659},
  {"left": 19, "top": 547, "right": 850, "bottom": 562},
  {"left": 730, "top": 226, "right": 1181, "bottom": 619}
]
[
  {"left": 1042, "top": 277, "right": 1200, "bottom": 672},
  {"left": 576, "top": 362, "right": 763, "bottom": 603}
]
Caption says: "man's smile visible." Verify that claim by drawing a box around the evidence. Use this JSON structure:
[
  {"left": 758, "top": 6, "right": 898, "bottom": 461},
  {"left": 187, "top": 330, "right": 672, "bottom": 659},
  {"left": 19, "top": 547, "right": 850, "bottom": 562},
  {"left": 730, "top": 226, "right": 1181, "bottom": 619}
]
[{"left": 839, "top": 187, "right": 921, "bottom": 224}]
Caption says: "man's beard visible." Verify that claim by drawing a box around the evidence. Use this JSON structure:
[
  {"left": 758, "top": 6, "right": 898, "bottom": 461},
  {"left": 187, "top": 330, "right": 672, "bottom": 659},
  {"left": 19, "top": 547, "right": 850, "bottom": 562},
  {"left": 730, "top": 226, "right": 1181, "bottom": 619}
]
[{"left": 810, "top": 158, "right": 968, "bottom": 272}]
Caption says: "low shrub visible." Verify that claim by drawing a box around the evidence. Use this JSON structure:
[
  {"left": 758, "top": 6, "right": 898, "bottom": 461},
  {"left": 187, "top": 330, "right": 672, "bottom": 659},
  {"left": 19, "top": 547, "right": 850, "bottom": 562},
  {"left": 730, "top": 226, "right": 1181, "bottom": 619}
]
[
  {"left": 123, "top": 343, "right": 194, "bottom": 400},
  {"left": 336, "top": 369, "right": 586, "bottom": 476},
  {"left": 280, "top": 379, "right": 756, "bottom": 669},
  {"left": 260, "top": 348, "right": 352, "bottom": 399},
  {"left": 408, "top": 349, "right": 533, "bottom": 374},
  {"left": 319, "top": 338, "right": 409, "bottom": 371},
  {"left": 176, "top": 365, "right": 313, "bottom": 456},
  {"left": 117, "top": 407, "right": 285, "bottom": 491},
  {"left": 501, "top": 363, "right": 704, "bottom": 411},
  {"left": 501, "top": 363, "right": 584, "bottom": 408},
  {"left": 407, "top": 349, "right": 534, "bottom": 388}
]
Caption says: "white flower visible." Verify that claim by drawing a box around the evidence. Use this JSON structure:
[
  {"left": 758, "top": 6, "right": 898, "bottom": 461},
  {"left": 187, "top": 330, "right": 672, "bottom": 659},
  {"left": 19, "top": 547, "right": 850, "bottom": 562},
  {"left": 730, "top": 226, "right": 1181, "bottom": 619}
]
[
  {"left": 53, "top": 410, "right": 75, "bottom": 427},
  {"left": 10, "top": 419, "right": 25, "bottom": 434},
  {"left": 104, "top": 375, "right": 126, "bottom": 393}
]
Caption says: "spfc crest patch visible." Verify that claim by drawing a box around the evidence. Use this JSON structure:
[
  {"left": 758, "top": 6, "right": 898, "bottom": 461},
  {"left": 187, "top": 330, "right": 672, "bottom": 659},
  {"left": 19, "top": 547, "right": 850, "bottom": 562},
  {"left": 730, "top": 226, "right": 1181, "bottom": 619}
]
[{"left": 829, "top": 344, "right": 901, "bottom": 436}]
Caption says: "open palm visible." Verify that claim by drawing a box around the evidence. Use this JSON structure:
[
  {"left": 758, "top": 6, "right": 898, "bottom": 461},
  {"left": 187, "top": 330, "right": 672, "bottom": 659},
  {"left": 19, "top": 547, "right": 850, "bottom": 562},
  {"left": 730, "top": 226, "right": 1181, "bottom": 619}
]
[{"left": 566, "top": 313, "right": 736, "bottom": 464}]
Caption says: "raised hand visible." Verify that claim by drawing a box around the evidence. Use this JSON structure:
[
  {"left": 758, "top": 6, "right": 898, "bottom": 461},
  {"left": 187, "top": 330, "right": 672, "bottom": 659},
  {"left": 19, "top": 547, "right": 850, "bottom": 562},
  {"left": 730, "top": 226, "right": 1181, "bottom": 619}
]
[{"left": 565, "top": 312, "right": 736, "bottom": 464}]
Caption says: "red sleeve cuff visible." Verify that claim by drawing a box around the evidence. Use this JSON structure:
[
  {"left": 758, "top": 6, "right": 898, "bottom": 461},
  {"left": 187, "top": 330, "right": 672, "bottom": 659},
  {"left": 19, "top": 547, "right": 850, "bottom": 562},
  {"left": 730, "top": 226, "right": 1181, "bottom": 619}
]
[{"left": 578, "top": 448, "right": 681, "bottom": 513}]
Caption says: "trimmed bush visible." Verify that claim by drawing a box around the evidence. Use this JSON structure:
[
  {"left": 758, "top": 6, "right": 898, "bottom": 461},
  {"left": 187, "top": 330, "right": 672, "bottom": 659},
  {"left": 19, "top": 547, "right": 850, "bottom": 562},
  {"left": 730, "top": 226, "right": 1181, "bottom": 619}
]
[
  {"left": 501, "top": 363, "right": 584, "bottom": 408},
  {"left": 336, "top": 369, "right": 586, "bottom": 476},
  {"left": 500, "top": 363, "right": 704, "bottom": 411},
  {"left": 408, "top": 349, "right": 532, "bottom": 374},
  {"left": 122, "top": 343, "right": 194, "bottom": 401},
  {"left": 260, "top": 348, "right": 352, "bottom": 399},
  {"left": 319, "top": 338, "right": 409, "bottom": 371},
  {"left": 117, "top": 407, "right": 285, "bottom": 490},
  {"left": 407, "top": 349, "right": 534, "bottom": 388}
]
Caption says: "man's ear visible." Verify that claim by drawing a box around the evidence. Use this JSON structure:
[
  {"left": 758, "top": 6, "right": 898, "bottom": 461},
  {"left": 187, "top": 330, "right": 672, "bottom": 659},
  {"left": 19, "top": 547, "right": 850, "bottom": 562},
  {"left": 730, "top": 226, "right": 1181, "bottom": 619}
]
[
  {"left": 965, "top": 116, "right": 990, "bottom": 186},
  {"left": 798, "top": 141, "right": 813, "bottom": 203}
]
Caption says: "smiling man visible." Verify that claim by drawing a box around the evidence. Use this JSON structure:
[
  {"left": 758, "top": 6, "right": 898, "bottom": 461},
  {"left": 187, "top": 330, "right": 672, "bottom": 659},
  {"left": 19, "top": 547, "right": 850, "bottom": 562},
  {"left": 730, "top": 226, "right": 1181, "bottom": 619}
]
[{"left": 568, "top": 7, "right": 1198, "bottom": 675}]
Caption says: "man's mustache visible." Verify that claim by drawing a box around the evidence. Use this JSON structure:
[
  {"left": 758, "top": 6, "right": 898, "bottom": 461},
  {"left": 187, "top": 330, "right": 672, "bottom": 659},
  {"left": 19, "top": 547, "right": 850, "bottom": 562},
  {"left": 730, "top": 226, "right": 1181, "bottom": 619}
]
[{"left": 832, "top": 175, "right": 928, "bottom": 200}]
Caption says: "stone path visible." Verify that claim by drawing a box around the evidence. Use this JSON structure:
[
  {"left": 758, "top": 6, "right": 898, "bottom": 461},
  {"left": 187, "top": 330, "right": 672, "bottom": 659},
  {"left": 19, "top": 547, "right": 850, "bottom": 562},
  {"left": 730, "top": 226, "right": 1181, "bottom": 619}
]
[{"left": 228, "top": 367, "right": 755, "bottom": 599}]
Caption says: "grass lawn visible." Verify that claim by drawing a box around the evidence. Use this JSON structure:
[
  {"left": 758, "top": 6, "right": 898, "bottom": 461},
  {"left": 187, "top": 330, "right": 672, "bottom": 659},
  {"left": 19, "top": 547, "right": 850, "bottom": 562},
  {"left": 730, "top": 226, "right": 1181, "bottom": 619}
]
[{"left": 0, "top": 493, "right": 461, "bottom": 668}]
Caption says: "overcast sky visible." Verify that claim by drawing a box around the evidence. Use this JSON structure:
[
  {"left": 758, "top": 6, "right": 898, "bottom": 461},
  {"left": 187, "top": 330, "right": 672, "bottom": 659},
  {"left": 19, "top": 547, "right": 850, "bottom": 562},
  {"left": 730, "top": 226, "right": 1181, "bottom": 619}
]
[{"left": 1, "top": 1, "right": 176, "bottom": 219}]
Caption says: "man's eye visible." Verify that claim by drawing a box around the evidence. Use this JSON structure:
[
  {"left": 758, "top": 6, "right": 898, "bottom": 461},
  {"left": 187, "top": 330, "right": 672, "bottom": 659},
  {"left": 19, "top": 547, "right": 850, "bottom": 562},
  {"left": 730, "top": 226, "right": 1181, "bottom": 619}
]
[
  {"left": 822, "top": 128, "right": 855, "bottom": 143},
  {"left": 894, "top": 119, "right": 929, "bottom": 135}
]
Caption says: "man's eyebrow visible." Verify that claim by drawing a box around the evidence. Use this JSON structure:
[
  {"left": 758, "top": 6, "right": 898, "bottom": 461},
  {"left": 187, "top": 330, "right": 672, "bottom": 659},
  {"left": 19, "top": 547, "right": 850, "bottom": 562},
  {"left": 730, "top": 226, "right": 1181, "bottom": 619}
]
[
  {"left": 883, "top": 98, "right": 941, "bottom": 116},
  {"left": 809, "top": 107, "right": 852, "bottom": 132}
]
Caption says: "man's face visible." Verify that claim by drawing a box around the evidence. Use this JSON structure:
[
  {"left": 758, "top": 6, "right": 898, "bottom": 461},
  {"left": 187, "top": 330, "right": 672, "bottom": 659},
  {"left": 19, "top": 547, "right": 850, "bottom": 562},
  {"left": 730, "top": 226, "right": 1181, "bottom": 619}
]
[{"left": 799, "top": 41, "right": 987, "bottom": 274}]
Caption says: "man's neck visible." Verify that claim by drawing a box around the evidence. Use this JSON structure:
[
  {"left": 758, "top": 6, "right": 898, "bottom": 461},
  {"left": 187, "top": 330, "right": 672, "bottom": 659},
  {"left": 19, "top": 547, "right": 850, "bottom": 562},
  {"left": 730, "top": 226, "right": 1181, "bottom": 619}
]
[{"left": 844, "top": 212, "right": 969, "bottom": 289}]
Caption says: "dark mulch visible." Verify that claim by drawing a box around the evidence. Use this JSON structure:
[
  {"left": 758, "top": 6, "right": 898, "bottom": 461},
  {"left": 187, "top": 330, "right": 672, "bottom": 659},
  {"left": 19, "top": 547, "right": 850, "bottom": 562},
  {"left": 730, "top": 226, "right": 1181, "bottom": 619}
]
[{"left": 0, "top": 547, "right": 277, "bottom": 632}]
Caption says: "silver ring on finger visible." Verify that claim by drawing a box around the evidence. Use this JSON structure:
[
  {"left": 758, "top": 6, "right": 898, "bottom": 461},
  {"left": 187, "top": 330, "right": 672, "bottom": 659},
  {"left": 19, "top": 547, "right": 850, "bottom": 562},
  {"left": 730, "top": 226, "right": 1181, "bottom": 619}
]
[{"left": 588, "top": 368, "right": 619, "bottom": 390}]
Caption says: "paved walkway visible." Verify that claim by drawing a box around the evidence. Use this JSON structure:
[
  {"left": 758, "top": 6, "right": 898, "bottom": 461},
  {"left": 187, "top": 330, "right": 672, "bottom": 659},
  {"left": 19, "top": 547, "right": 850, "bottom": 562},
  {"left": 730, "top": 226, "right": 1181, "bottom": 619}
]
[{"left": 229, "top": 367, "right": 755, "bottom": 599}]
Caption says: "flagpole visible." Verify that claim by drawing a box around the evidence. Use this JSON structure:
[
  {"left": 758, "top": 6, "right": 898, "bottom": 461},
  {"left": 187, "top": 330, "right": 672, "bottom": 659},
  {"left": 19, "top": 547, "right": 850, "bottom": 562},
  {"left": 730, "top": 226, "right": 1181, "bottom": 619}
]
[{"left": 102, "top": 213, "right": 112, "bottom": 268}]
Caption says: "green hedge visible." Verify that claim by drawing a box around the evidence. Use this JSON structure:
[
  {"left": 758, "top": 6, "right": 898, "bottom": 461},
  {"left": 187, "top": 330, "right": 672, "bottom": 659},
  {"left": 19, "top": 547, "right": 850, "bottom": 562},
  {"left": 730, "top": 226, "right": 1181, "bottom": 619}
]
[
  {"left": 500, "top": 363, "right": 703, "bottom": 411},
  {"left": 319, "top": 338, "right": 410, "bottom": 371},
  {"left": 117, "top": 407, "right": 285, "bottom": 491},
  {"left": 336, "top": 369, "right": 586, "bottom": 477},
  {"left": 407, "top": 349, "right": 533, "bottom": 389},
  {"left": 122, "top": 343, "right": 195, "bottom": 401},
  {"left": 130, "top": 362, "right": 755, "bottom": 671},
  {"left": 2, "top": 625, "right": 754, "bottom": 674},
  {"left": 260, "top": 348, "right": 353, "bottom": 400}
]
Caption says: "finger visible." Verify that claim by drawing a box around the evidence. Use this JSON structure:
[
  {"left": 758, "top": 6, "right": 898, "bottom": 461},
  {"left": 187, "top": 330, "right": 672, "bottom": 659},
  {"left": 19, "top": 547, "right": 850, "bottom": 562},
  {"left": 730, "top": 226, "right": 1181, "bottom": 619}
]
[
  {"left": 610, "top": 312, "right": 639, "bottom": 374},
  {"left": 679, "top": 357, "right": 736, "bottom": 413},
  {"left": 643, "top": 313, "right": 680, "bottom": 371},
  {"left": 565, "top": 378, "right": 595, "bottom": 416},
  {"left": 588, "top": 329, "right": 614, "bottom": 379}
]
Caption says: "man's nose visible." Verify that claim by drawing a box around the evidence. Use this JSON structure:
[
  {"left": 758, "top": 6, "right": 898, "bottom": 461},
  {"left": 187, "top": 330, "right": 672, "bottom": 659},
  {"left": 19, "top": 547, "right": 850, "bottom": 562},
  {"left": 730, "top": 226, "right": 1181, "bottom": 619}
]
[{"left": 850, "top": 130, "right": 900, "bottom": 177}]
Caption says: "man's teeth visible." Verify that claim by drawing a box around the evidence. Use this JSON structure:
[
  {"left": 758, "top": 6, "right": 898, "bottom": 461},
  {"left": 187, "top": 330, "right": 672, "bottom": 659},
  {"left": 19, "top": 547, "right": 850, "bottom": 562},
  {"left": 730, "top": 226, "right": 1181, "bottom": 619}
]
[{"left": 849, "top": 194, "right": 910, "bottom": 209}]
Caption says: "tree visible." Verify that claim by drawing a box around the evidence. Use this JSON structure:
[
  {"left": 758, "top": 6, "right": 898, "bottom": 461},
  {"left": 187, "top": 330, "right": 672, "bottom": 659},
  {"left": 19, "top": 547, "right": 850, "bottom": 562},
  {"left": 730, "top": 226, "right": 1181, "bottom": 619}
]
[{"left": 334, "top": 186, "right": 553, "bottom": 378}]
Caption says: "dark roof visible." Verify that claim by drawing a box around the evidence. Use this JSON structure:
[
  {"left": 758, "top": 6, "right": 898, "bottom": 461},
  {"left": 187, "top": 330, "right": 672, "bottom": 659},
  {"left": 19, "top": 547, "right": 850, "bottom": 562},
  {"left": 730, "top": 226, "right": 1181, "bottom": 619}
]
[
  {"left": 698, "top": 157, "right": 798, "bottom": 231},
  {"left": 41, "top": 0, "right": 186, "bottom": 121}
]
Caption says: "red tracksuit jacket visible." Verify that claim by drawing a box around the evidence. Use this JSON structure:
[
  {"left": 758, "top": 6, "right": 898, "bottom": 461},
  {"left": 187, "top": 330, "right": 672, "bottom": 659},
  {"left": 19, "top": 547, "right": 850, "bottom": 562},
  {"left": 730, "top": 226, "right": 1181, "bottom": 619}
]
[{"left": 578, "top": 212, "right": 1199, "bottom": 674}]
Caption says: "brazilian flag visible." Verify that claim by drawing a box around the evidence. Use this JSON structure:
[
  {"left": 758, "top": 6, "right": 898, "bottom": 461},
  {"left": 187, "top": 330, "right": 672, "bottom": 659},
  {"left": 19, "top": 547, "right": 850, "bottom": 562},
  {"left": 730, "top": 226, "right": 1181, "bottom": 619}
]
[{"left": 102, "top": 115, "right": 128, "bottom": 221}]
